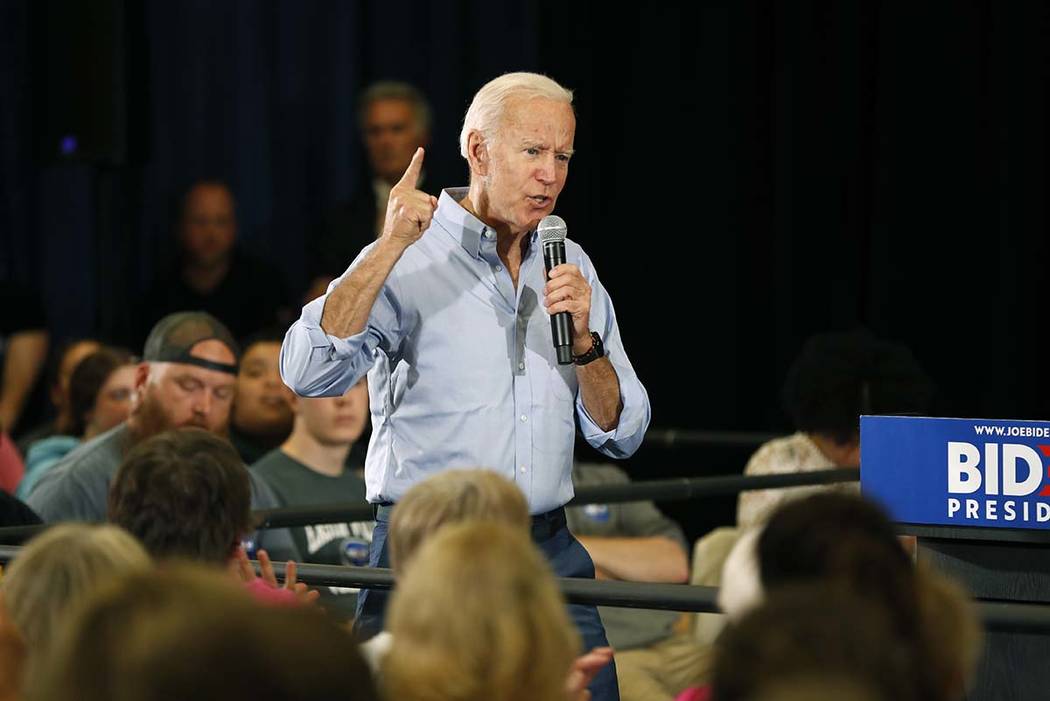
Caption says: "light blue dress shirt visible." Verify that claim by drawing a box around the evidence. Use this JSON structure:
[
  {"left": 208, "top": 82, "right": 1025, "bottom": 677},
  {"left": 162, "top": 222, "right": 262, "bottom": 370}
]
[{"left": 281, "top": 188, "right": 650, "bottom": 513}]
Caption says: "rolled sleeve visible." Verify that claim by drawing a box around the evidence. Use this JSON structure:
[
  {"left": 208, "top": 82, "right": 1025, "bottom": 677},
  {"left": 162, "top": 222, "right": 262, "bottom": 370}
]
[
  {"left": 575, "top": 254, "right": 651, "bottom": 459},
  {"left": 280, "top": 253, "right": 403, "bottom": 398},
  {"left": 576, "top": 362, "right": 651, "bottom": 458}
]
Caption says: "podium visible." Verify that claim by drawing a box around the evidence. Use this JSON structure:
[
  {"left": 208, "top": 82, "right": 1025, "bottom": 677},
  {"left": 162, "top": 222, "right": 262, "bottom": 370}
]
[{"left": 861, "top": 416, "right": 1050, "bottom": 701}]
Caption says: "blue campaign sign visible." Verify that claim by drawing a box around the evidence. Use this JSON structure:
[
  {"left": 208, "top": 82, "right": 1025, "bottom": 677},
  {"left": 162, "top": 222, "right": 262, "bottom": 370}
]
[{"left": 861, "top": 415, "right": 1050, "bottom": 530}]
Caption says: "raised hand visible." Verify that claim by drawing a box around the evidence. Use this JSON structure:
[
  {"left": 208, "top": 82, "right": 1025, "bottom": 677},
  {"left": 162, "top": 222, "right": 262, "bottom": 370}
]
[{"left": 383, "top": 147, "right": 439, "bottom": 246}]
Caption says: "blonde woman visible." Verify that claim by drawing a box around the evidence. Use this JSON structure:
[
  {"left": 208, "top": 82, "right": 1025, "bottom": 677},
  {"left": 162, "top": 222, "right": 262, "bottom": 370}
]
[
  {"left": 383, "top": 521, "right": 583, "bottom": 701},
  {"left": 28, "top": 565, "right": 378, "bottom": 701},
  {"left": 387, "top": 467, "right": 532, "bottom": 572},
  {"left": 0, "top": 524, "right": 151, "bottom": 691}
]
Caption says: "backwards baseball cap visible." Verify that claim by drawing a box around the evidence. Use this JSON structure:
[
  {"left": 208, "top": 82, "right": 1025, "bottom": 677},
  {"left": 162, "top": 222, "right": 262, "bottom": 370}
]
[{"left": 142, "top": 311, "right": 240, "bottom": 375}]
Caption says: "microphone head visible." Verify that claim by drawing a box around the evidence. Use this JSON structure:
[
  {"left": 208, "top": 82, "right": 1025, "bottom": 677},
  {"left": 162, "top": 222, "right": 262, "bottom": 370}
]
[{"left": 538, "top": 215, "right": 567, "bottom": 244}]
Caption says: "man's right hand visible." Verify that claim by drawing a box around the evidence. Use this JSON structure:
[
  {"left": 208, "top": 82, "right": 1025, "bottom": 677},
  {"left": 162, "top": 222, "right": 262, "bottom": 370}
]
[{"left": 382, "top": 147, "right": 438, "bottom": 246}]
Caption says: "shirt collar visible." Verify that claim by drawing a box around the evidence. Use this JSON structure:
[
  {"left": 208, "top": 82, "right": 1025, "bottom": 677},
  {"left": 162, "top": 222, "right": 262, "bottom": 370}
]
[
  {"left": 435, "top": 188, "right": 490, "bottom": 258},
  {"left": 434, "top": 188, "right": 540, "bottom": 258}
]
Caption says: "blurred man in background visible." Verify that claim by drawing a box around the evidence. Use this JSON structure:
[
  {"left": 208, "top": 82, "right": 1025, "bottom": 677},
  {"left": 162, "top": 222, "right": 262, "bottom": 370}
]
[
  {"left": 140, "top": 180, "right": 291, "bottom": 343},
  {"left": 307, "top": 82, "right": 433, "bottom": 297}
]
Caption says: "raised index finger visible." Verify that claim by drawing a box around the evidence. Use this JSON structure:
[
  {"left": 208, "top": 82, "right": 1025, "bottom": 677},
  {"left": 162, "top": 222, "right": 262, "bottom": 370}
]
[{"left": 397, "top": 147, "right": 426, "bottom": 189}]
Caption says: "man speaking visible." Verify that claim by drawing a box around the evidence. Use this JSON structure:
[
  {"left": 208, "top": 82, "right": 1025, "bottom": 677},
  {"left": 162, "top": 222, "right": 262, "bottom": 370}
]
[{"left": 281, "top": 72, "right": 649, "bottom": 701}]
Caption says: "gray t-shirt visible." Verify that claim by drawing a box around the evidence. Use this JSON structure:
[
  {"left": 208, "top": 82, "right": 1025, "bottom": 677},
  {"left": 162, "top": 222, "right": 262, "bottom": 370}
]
[
  {"left": 252, "top": 448, "right": 374, "bottom": 621},
  {"left": 566, "top": 462, "right": 688, "bottom": 650},
  {"left": 25, "top": 423, "right": 300, "bottom": 561}
]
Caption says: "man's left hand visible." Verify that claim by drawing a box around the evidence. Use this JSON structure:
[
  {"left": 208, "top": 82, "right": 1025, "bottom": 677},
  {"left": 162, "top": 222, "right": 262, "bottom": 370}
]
[{"left": 544, "top": 264, "right": 592, "bottom": 355}]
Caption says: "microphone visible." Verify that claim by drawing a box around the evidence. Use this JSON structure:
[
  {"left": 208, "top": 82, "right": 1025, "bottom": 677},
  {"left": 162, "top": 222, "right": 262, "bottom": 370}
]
[{"left": 538, "top": 215, "right": 573, "bottom": 365}]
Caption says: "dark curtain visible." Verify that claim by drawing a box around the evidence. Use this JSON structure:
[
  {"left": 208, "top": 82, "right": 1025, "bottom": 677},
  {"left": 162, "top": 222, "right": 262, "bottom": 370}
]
[
  {"left": 540, "top": 1, "right": 1050, "bottom": 435},
  {"left": 3, "top": 0, "right": 1050, "bottom": 443}
]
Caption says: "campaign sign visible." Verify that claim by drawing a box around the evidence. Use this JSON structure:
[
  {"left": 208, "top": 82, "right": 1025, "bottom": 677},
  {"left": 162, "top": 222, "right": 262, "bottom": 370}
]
[{"left": 861, "top": 415, "right": 1050, "bottom": 530}]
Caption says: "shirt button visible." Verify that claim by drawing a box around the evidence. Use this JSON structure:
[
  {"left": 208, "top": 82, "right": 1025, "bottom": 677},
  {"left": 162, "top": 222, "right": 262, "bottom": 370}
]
[
  {"left": 520, "top": 465, "right": 528, "bottom": 473},
  {"left": 495, "top": 265, "right": 503, "bottom": 272},
  {"left": 518, "top": 362, "right": 525, "bottom": 370},
  {"left": 520, "top": 414, "right": 528, "bottom": 423}
]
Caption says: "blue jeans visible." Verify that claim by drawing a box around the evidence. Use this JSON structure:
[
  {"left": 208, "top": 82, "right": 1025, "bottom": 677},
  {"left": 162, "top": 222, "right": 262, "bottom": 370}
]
[{"left": 355, "top": 505, "right": 620, "bottom": 701}]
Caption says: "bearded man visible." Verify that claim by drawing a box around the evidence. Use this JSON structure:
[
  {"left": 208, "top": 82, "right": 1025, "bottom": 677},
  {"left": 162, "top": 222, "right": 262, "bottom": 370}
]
[{"left": 27, "top": 312, "right": 298, "bottom": 559}]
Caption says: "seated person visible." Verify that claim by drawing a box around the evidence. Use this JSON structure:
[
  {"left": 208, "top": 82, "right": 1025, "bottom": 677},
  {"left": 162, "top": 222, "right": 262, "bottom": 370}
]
[
  {"left": 737, "top": 330, "right": 934, "bottom": 528},
  {"left": 717, "top": 493, "right": 979, "bottom": 701},
  {"left": 0, "top": 435, "right": 26, "bottom": 500},
  {"left": 0, "top": 281, "right": 49, "bottom": 438},
  {"left": 14, "top": 338, "right": 100, "bottom": 457},
  {"left": 0, "top": 523, "right": 150, "bottom": 685},
  {"left": 363, "top": 468, "right": 533, "bottom": 665},
  {"left": 568, "top": 462, "right": 707, "bottom": 701},
  {"left": 709, "top": 586, "right": 922, "bottom": 701},
  {"left": 25, "top": 312, "right": 298, "bottom": 560},
  {"left": 138, "top": 180, "right": 290, "bottom": 344},
  {"left": 367, "top": 469, "right": 612, "bottom": 699},
  {"left": 308, "top": 81, "right": 434, "bottom": 298},
  {"left": 20, "top": 347, "right": 135, "bottom": 498},
  {"left": 229, "top": 330, "right": 293, "bottom": 464},
  {"left": 107, "top": 427, "right": 313, "bottom": 606},
  {"left": 383, "top": 522, "right": 583, "bottom": 701},
  {"left": 252, "top": 378, "right": 371, "bottom": 620},
  {"left": 30, "top": 566, "right": 377, "bottom": 701}
]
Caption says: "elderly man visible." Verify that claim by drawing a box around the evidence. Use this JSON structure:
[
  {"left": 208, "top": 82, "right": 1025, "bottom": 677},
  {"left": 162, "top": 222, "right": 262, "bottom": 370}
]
[
  {"left": 282, "top": 72, "right": 649, "bottom": 701},
  {"left": 309, "top": 82, "right": 433, "bottom": 296},
  {"left": 26, "top": 312, "right": 298, "bottom": 560}
]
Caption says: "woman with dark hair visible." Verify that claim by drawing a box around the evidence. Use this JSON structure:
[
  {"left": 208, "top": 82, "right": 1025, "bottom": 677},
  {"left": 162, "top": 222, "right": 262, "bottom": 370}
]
[
  {"left": 18, "top": 347, "right": 135, "bottom": 499},
  {"left": 712, "top": 494, "right": 979, "bottom": 701},
  {"left": 737, "top": 330, "right": 935, "bottom": 528}
]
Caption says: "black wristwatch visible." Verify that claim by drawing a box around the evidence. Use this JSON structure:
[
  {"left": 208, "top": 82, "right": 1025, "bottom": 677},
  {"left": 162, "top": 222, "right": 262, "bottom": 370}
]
[{"left": 572, "top": 331, "right": 605, "bottom": 366}]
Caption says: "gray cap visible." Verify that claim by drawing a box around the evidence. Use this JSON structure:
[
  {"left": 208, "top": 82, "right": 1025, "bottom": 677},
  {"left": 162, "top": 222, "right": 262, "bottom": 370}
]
[{"left": 142, "top": 311, "right": 240, "bottom": 375}]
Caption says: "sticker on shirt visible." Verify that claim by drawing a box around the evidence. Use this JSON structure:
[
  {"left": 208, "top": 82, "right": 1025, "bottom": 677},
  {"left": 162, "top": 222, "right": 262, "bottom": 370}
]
[
  {"left": 341, "top": 537, "right": 371, "bottom": 567},
  {"left": 582, "top": 504, "right": 611, "bottom": 523}
]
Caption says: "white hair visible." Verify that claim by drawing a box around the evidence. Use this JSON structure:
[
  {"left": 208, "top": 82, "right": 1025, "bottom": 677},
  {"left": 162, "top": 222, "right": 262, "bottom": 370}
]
[{"left": 459, "top": 72, "right": 573, "bottom": 159}]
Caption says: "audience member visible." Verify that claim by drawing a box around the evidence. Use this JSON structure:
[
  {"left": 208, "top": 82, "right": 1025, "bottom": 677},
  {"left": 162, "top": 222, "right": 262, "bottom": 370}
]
[
  {"left": 29, "top": 565, "right": 378, "bottom": 701},
  {"left": 0, "top": 523, "right": 150, "bottom": 686},
  {"left": 309, "top": 81, "right": 433, "bottom": 296},
  {"left": 0, "top": 281, "right": 48, "bottom": 437},
  {"left": 107, "top": 428, "right": 254, "bottom": 564},
  {"left": 107, "top": 427, "right": 314, "bottom": 606},
  {"left": 383, "top": 521, "right": 582, "bottom": 701},
  {"left": 737, "top": 330, "right": 934, "bottom": 528},
  {"left": 0, "top": 609, "right": 24, "bottom": 701},
  {"left": 386, "top": 468, "right": 531, "bottom": 573},
  {"left": 364, "top": 469, "right": 611, "bottom": 698},
  {"left": 252, "top": 378, "right": 372, "bottom": 619},
  {"left": 0, "top": 435, "right": 25, "bottom": 497},
  {"left": 25, "top": 312, "right": 298, "bottom": 560},
  {"left": 19, "top": 347, "right": 135, "bottom": 498},
  {"left": 914, "top": 566, "right": 982, "bottom": 700},
  {"left": 717, "top": 493, "right": 978, "bottom": 701},
  {"left": 709, "top": 586, "right": 921, "bottom": 701},
  {"left": 139, "top": 180, "right": 290, "bottom": 343},
  {"left": 755, "top": 493, "right": 919, "bottom": 639},
  {"left": 567, "top": 462, "right": 708, "bottom": 701},
  {"left": 721, "top": 494, "right": 918, "bottom": 628},
  {"left": 358, "top": 468, "right": 532, "bottom": 666},
  {"left": 14, "top": 338, "right": 100, "bottom": 455},
  {"left": 229, "top": 329, "right": 294, "bottom": 464}
]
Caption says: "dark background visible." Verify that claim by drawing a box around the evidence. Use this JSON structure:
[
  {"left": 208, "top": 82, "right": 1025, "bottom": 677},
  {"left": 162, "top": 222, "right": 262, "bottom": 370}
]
[{"left": 3, "top": 0, "right": 1050, "bottom": 535}]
